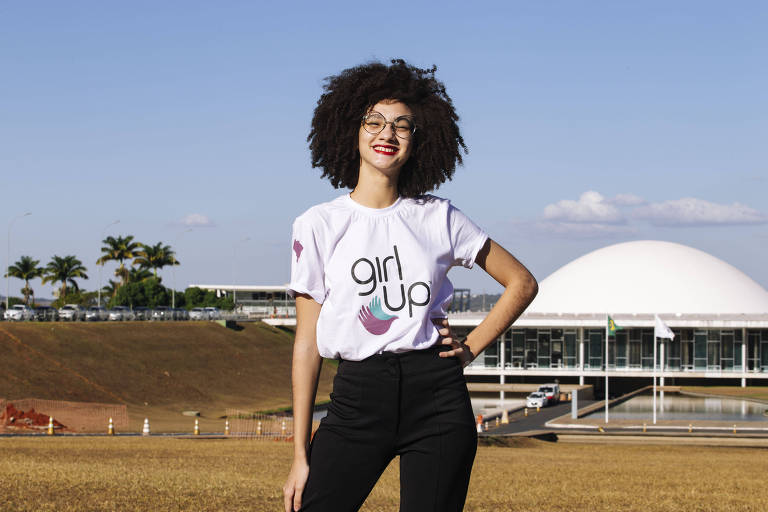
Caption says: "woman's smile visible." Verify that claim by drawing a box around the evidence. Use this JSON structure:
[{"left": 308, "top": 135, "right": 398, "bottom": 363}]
[{"left": 372, "top": 144, "right": 399, "bottom": 155}]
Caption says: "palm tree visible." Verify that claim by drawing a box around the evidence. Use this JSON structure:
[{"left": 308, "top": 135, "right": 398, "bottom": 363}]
[
  {"left": 133, "top": 242, "right": 179, "bottom": 278},
  {"left": 4, "top": 255, "right": 44, "bottom": 305},
  {"left": 134, "top": 242, "right": 179, "bottom": 278},
  {"left": 97, "top": 235, "right": 140, "bottom": 287},
  {"left": 102, "top": 279, "right": 119, "bottom": 299},
  {"left": 127, "top": 266, "right": 153, "bottom": 283},
  {"left": 42, "top": 255, "right": 89, "bottom": 299}
]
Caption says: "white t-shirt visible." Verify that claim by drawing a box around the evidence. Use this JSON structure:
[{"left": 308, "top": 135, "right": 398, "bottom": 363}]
[{"left": 288, "top": 194, "right": 488, "bottom": 361}]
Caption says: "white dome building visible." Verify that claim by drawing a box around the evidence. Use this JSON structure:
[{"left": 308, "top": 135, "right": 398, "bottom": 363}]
[
  {"left": 528, "top": 240, "right": 768, "bottom": 315},
  {"left": 452, "top": 241, "right": 768, "bottom": 388}
]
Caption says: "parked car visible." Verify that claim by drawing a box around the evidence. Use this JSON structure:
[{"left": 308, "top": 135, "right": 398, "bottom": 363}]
[
  {"left": 33, "top": 305, "right": 59, "bottom": 321},
  {"left": 108, "top": 306, "right": 134, "bottom": 321},
  {"left": 189, "top": 307, "right": 206, "bottom": 320},
  {"left": 537, "top": 383, "right": 561, "bottom": 405},
  {"left": 203, "top": 307, "right": 222, "bottom": 320},
  {"left": 152, "top": 306, "right": 171, "bottom": 321},
  {"left": 85, "top": 306, "right": 108, "bottom": 321},
  {"left": 172, "top": 308, "right": 189, "bottom": 321},
  {"left": 58, "top": 304, "right": 86, "bottom": 321},
  {"left": 526, "top": 392, "right": 548, "bottom": 409},
  {"left": 133, "top": 306, "right": 152, "bottom": 321},
  {"left": 4, "top": 304, "right": 34, "bottom": 321}
]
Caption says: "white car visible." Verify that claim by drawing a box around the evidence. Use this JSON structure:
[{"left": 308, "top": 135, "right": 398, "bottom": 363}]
[
  {"left": 152, "top": 306, "right": 171, "bottom": 321},
  {"left": 108, "top": 306, "right": 134, "bottom": 321},
  {"left": 526, "top": 392, "right": 548, "bottom": 409},
  {"left": 203, "top": 307, "right": 222, "bottom": 320},
  {"left": 58, "top": 304, "right": 86, "bottom": 321},
  {"left": 4, "top": 304, "right": 34, "bottom": 321},
  {"left": 537, "top": 383, "right": 561, "bottom": 405},
  {"left": 85, "top": 306, "right": 108, "bottom": 321},
  {"left": 189, "top": 307, "right": 206, "bottom": 320}
]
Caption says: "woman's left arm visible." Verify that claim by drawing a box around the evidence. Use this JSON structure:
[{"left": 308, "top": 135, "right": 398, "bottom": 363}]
[{"left": 439, "top": 238, "right": 538, "bottom": 366}]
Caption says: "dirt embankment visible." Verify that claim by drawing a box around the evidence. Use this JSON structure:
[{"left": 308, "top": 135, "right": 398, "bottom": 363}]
[{"left": 0, "top": 322, "right": 336, "bottom": 422}]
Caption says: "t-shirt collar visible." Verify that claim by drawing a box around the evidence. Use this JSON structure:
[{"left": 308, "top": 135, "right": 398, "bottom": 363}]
[{"left": 344, "top": 193, "right": 403, "bottom": 216}]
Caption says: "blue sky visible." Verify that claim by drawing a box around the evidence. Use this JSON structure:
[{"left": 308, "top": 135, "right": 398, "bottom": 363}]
[{"left": 2, "top": 1, "right": 767, "bottom": 299}]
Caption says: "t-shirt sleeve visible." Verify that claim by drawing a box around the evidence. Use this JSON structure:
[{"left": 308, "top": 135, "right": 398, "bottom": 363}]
[
  {"left": 287, "top": 216, "right": 326, "bottom": 304},
  {"left": 448, "top": 203, "right": 489, "bottom": 269}
]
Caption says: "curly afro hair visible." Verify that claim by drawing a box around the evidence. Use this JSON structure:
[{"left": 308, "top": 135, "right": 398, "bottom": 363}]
[{"left": 308, "top": 59, "right": 467, "bottom": 198}]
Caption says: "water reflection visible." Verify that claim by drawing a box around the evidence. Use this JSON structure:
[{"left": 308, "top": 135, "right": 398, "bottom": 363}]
[
  {"left": 592, "top": 394, "right": 768, "bottom": 422},
  {"left": 471, "top": 398, "right": 526, "bottom": 417}
]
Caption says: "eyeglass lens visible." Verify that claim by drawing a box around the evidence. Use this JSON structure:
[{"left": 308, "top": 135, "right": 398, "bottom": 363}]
[{"left": 362, "top": 113, "right": 414, "bottom": 139}]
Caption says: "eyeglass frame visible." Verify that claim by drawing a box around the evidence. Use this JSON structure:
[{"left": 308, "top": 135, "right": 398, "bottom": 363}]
[{"left": 361, "top": 111, "right": 417, "bottom": 139}]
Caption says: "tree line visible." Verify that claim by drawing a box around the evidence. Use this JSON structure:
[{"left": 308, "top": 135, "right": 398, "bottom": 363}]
[{"left": 4, "top": 235, "right": 232, "bottom": 310}]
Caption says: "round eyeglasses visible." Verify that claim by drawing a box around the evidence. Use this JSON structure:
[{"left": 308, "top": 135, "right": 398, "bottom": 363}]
[{"left": 361, "top": 112, "right": 416, "bottom": 139}]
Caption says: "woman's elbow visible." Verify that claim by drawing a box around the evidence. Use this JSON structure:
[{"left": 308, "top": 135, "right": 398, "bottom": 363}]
[
  {"left": 525, "top": 274, "right": 538, "bottom": 302},
  {"left": 509, "top": 270, "right": 537, "bottom": 306}
]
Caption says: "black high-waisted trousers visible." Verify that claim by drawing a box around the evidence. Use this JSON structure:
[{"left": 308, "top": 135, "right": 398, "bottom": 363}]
[{"left": 300, "top": 345, "right": 477, "bottom": 512}]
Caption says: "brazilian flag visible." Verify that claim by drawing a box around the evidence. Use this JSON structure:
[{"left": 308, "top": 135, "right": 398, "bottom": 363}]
[{"left": 608, "top": 315, "right": 623, "bottom": 336}]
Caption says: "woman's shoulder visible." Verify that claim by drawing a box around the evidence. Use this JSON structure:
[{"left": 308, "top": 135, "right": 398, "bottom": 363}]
[
  {"left": 401, "top": 194, "right": 455, "bottom": 214},
  {"left": 292, "top": 194, "right": 350, "bottom": 227}
]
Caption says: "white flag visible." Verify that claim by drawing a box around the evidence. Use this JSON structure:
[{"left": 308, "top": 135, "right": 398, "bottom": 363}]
[{"left": 654, "top": 314, "right": 675, "bottom": 340}]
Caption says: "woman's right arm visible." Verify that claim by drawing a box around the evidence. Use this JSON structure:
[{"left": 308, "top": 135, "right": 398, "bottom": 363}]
[{"left": 283, "top": 294, "right": 323, "bottom": 512}]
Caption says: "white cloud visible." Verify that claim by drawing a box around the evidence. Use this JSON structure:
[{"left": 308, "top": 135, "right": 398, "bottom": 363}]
[
  {"left": 532, "top": 221, "right": 636, "bottom": 239},
  {"left": 609, "top": 193, "right": 646, "bottom": 206},
  {"left": 180, "top": 213, "right": 215, "bottom": 227},
  {"left": 543, "top": 191, "right": 625, "bottom": 224},
  {"left": 632, "top": 198, "right": 768, "bottom": 226}
]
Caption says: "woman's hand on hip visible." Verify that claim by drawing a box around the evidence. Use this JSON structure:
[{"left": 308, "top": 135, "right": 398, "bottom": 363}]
[
  {"left": 283, "top": 459, "right": 310, "bottom": 512},
  {"left": 434, "top": 318, "right": 475, "bottom": 368}
]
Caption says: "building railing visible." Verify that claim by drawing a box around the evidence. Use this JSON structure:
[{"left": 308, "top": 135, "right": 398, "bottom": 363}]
[{"left": 466, "top": 360, "right": 767, "bottom": 373}]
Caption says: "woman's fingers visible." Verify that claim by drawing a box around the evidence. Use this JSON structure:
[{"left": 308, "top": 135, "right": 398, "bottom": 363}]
[
  {"left": 432, "top": 318, "right": 451, "bottom": 337},
  {"left": 293, "top": 489, "right": 303, "bottom": 512},
  {"left": 283, "top": 481, "right": 303, "bottom": 512},
  {"left": 438, "top": 343, "right": 465, "bottom": 357},
  {"left": 283, "top": 485, "right": 293, "bottom": 512},
  {"left": 284, "top": 462, "right": 309, "bottom": 512},
  {"left": 438, "top": 340, "right": 475, "bottom": 367}
]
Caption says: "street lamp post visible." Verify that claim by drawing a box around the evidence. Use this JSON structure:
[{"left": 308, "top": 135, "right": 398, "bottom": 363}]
[
  {"left": 97, "top": 220, "right": 120, "bottom": 308},
  {"left": 231, "top": 236, "right": 251, "bottom": 310},
  {"left": 171, "top": 228, "right": 193, "bottom": 309},
  {"left": 6, "top": 212, "right": 32, "bottom": 311}
]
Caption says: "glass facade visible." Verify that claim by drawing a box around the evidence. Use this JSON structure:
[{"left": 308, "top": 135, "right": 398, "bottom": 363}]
[{"left": 465, "top": 326, "right": 768, "bottom": 373}]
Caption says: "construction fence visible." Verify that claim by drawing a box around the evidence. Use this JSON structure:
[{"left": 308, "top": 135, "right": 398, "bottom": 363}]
[{"left": 225, "top": 408, "right": 293, "bottom": 440}]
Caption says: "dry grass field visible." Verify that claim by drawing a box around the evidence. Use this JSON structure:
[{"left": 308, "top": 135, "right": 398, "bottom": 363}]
[{"left": 1, "top": 436, "right": 766, "bottom": 512}]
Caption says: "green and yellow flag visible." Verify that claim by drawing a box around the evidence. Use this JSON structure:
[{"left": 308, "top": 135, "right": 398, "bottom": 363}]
[{"left": 607, "top": 315, "right": 623, "bottom": 337}]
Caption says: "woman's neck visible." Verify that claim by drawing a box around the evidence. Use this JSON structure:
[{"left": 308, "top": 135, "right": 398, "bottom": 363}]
[{"left": 350, "top": 169, "right": 399, "bottom": 209}]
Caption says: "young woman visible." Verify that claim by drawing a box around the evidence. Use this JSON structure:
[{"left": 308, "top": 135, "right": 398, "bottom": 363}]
[{"left": 283, "top": 60, "right": 538, "bottom": 512}]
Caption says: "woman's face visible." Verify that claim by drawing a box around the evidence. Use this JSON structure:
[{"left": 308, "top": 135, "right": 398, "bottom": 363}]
[{"left": 358, "top": 100, "right": 414, "bottom": 180}]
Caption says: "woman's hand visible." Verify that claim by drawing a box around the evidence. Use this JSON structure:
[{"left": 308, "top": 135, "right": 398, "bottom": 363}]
[
  {"left": 283, "top": 458, "right": 310, "bottom": 512},
  {"left": 434, "top": 318, "right": 475, "bottom": 368}
]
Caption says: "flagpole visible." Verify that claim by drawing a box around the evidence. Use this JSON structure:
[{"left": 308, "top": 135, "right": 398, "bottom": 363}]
[
  {"left": 653, "top": 321, "right": 657, "bottom": 425},
  {"left": 605, "top": 313, "right": 609, "bottom": 424}
]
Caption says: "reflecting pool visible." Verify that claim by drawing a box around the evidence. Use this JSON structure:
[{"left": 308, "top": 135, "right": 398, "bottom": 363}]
[{"left": 588, "top": 393, "right": 768, "bottom": 422}]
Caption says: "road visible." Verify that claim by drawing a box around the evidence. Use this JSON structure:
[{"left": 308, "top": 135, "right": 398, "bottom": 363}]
[{"left": 481, "top": 400, "right": 595, "bottom": 436}]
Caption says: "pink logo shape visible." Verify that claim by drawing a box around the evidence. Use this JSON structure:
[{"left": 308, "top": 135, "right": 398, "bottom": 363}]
[
  {"left": 293, "top": 240, "right": 303, "bottom": 262},
  {"left": 358, "top": 299, "right": 398, "bottom": 335}
]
